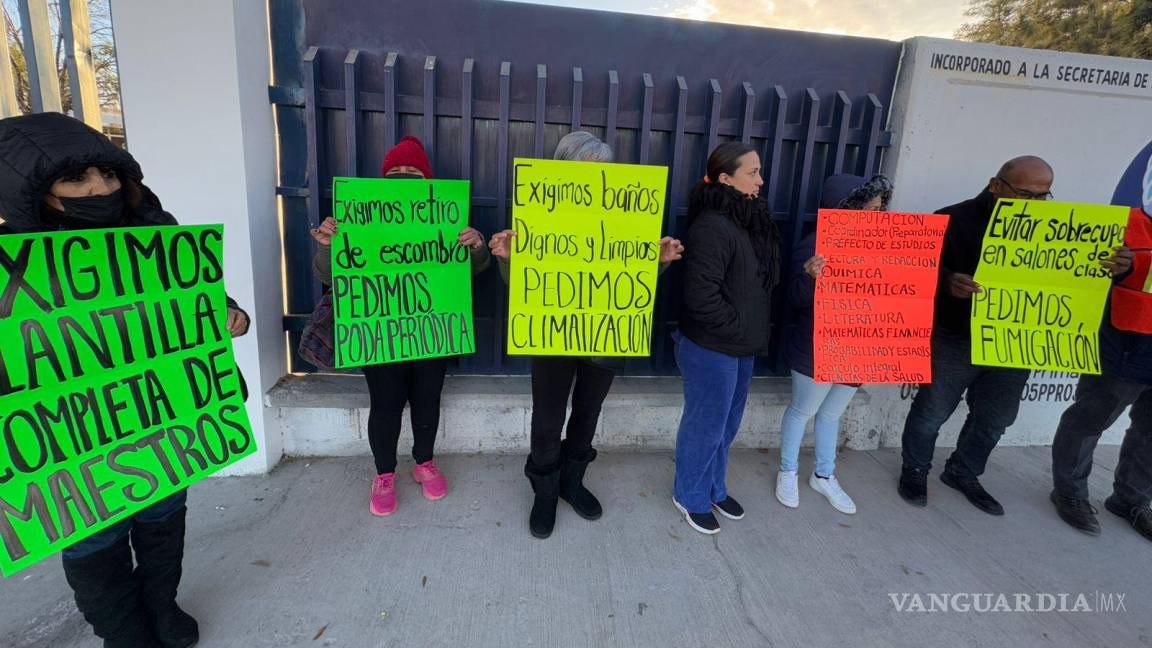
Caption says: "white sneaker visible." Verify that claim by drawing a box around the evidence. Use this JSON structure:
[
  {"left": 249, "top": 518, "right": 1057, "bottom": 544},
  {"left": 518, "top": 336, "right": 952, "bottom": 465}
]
[
  {"left": 776, "top": 470, "right": 799, "bottom": 509},
  {"left": 809, "top": 473, "right": 857, "bottom": 514}
]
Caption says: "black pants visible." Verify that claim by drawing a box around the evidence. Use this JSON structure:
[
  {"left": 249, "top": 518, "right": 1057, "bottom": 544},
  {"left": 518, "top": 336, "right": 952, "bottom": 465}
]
[
  {"left": 901, "top": 331, "right": 1031, "bottom": 479},
  {"left": 1051, "top": 373, "right": 1152, "bottom": 508},
  {"left": 363, "top": 358, "right": 448, "bottom": 475},
  {"left": 529, "top": 357, "right": 616, "bottom": 466}
]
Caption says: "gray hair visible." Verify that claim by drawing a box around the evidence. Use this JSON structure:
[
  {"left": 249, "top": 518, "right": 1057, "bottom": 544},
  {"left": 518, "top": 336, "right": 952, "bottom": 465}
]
[{"left": 553, "top": 131, "right": 613, "bottom": 162}]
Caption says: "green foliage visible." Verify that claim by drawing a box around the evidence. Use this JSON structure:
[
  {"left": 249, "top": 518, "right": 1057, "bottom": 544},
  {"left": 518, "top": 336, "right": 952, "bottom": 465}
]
[{"left": 957, "top": 0, "right": 1152, "bottom": 59}]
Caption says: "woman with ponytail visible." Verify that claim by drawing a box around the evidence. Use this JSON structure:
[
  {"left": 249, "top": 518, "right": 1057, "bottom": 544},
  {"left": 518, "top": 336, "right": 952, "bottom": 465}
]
[{"left": 672, "top": 142, "right": 781, "bottom": 535}]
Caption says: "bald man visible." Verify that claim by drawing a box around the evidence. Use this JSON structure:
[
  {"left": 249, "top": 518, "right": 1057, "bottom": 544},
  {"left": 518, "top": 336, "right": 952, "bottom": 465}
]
[{"left": 898, "top": 157, "right": 1054, "bottom": 515}]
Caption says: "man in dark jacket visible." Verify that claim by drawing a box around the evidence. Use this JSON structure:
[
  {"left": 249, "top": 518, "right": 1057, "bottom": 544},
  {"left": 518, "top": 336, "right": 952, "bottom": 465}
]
[
  {"left": 0, "top": 112, "right": 250, "bottom": 648},
  {"left": 898, "top": 156, "right": 1055, "bottom": 515},
  {"left": 1049, "top": 176, "right": 1152, "bottom": 541}
]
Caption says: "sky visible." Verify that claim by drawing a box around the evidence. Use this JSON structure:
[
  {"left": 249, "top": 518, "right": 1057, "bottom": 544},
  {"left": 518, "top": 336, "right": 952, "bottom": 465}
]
[{"left": 514, "top": 0, "right": 973, "bottom": 41}]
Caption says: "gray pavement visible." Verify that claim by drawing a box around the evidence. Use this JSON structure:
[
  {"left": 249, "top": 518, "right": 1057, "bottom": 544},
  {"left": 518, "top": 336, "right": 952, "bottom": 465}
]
[{"left": 2, "top": 446, "right": 1150, "bottom": 648}]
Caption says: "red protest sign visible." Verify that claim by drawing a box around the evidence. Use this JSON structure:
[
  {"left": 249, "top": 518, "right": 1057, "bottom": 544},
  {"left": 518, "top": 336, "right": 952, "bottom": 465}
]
[{"left": 812, "top": 210, "right": 949, "bottom": 384}]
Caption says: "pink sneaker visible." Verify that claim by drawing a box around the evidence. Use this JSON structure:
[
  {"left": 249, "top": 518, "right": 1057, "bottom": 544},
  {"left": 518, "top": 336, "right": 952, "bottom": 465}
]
[
  {"left": 370, "top": 473, "right": 397, "bottom": 516},
  {"left": 412, "top": 460, "right": 449, "bottom": 501}
]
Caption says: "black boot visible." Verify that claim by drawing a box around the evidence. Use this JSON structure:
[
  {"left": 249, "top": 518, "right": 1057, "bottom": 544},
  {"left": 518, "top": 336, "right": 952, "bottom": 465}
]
[
  {"left": 559, "top": 443, "right": 602, "bottom": 521},
  {"left": 524, "top": 457, "right": 561, "bottom": 539},
  {"left": 898, "top": 466, "right": 928, "bottom": 507},
  {"left": 62, "top": 538, "right": 162, "bottom": 648},
  {"left": 131, "top": 507, "right": 200, "bottom": 648}
]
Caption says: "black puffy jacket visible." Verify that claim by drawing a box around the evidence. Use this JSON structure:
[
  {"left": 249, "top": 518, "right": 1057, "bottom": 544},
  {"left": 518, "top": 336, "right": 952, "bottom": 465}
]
[
  {"left": 0, "top": 112, "right": 249, "bottom": 396},
  {"left": 0, "top": 112, "right": 177, "bottom": 233},
  {"left": 679, "top": 208, "right": 777, "bottom": 357}
]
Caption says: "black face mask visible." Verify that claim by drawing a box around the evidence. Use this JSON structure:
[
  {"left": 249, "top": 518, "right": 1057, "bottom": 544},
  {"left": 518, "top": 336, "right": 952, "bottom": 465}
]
[
  {"left": 56, "top": 190, "right": 125, "bottom": 227},
  {"left": 386, "top": 173, "right": 424, "bottom": 180}
]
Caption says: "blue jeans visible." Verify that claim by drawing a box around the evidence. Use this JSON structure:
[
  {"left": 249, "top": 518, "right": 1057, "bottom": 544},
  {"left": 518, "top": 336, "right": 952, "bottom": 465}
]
[
  {"left": 901, "top": 331, "right": 1030, "bottom": 479},
  {"left": 673, "top": 332, "right": 755, "bottom": 514},
  {"left": 780, "top": 371, "right": 857, "bottom": 476},
  {"left": 61, "top": 490, "right": 188, "bottom": 560}
]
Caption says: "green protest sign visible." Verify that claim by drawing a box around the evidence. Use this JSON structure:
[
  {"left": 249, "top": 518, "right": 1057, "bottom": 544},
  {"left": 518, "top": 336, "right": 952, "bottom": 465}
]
[
  {"left": 0, "top": 225, "right": 254, "bottom": 576},
  {"left": 972, "top": 199, "right": 1129, "bottom": 373},
  {"left": 330, "top": 177, "right": 475, "bottom": 367}
]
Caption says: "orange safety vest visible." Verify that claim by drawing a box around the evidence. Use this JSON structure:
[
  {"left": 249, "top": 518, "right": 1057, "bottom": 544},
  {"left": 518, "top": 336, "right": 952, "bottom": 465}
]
[{"left": 1112, "top": 207, "right": 1152, "bottom": 334}]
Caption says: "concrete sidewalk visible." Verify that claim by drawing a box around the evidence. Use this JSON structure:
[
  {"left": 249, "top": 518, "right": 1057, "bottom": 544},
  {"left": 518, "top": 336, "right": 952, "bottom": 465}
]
[{"left": 2, "top": 446, "right": 1149, "bottom": 648}]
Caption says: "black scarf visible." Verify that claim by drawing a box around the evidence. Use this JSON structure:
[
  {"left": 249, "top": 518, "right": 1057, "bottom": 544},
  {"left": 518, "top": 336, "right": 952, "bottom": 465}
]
[{"left": 688, "top": 182, "right": 781, "bottom": 290}]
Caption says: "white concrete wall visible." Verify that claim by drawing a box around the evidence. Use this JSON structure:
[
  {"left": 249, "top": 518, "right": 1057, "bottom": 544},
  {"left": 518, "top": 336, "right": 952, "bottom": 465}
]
[
  {"left": 877, "top": 37, "right": 1152, "bottom": 449},
  {"left": 111, "top": 0, "right": 284, "bottom": 474}
]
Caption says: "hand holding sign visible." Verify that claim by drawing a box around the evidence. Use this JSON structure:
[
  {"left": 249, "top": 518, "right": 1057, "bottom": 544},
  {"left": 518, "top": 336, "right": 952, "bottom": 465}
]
[
  {"left": 226, "top": 307, "right": 250, "bottom": 337},
  {"left": 489, "top": 229, "right": 516, "bottom": 259},
  {"left": 458, "top": 226, "right": 485, "bottom": 251},
  {"left": 1100, "top": 246, "right": 1135, "bottom": 276},
  {"left": 946, "top": 271, "right": 982, "bottom": 298},
  {"left": 659, "top": 236, "right": 684, "bottom": 263},
  {"left": 310, "top": 217, "right": 339, "bottom": 247},
  {"left": 803, "top": 255, "right": 826, "bottom": 279},
  {"left": 971, "top": 199, "right": 1129, "bottom": 374}
]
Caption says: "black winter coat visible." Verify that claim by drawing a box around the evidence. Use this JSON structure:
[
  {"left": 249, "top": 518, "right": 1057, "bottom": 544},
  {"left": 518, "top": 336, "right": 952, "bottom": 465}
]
[
  {"left": 933, "top": 190, "right": 997, "bottom": 337},
  {"left": 679, "top": 209, "right": 776, "bottom": 357},
  {"left": 0, "top": 113, "right": 249, "bottom": 397}
]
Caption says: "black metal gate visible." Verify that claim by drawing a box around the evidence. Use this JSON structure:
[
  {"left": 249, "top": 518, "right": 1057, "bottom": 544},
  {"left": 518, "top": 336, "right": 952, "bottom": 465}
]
[{"left": 268, "top": 0, "right": 901, "bottom": 375}]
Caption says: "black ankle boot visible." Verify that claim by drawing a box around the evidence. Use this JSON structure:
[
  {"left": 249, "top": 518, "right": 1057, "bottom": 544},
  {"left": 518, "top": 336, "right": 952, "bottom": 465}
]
[
  {"left": 524, "top": 457, "right": 561, "bottom": 539},
  {"left": 131, "top": 507, "right": 200, "bottom": 648},
  {"left": 559, "top": 444, "right": 602, "bottom": 521},
  {"left": 62, "top": 539, "right": 162, "bottom": 648}
]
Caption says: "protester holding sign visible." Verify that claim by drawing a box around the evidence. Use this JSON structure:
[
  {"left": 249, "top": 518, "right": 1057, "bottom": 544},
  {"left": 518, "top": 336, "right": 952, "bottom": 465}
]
[
  {"left": 898, "top": 156, "right": 1132, "bottom": 516},
  {"left": 489, "top": 132, "right": 683, "bottom": 539},
  {"left": 897, "top": 156, "right": 1050, "bottom": 515},
  {"left": 0, "top": 113, "right": 251, "bottom": 648},
  {"left": 776, "top": 174, "right": 893, "bottom": 515},
  {"left": 671, "top": 143, "right": 781, "bottom": 535},
  {"left": 1050, "top": 160, "right": 1152, "bottom": 542},
  {"left": 310, "top": 136, "right": 489, "bottom": 517}
]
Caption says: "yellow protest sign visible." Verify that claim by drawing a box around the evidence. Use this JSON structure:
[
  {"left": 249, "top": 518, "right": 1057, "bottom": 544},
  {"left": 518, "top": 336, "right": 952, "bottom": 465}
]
[
  {"left": 972, "top": 199, "right": 1129, "bottom": 373},
  {"left": 507, "top": 158, "right": 668, "bottom": 356}
]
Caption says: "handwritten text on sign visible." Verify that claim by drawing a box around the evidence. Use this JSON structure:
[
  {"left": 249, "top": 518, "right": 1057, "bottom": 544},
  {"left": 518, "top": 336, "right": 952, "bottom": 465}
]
[
  {"left": 0, "top": 226, "right": 254, "bottom": 576},
  {"left": 813, "top": 211, "right": 949, "bottom": 383},
  {"left": 508, "top": 159, "right": 667, "bottom": 356},
  {"left": 972, "top": 200, "right": 1129, "bottom": 373},
  {"left": 330, "top": 178, "right": 475, "bottom": 367}
]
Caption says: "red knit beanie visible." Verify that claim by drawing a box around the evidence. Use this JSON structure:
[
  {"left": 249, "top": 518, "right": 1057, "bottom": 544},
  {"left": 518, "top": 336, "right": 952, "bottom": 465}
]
[{"left": 381, "top": 135, "right": 433, "bottom": 179}]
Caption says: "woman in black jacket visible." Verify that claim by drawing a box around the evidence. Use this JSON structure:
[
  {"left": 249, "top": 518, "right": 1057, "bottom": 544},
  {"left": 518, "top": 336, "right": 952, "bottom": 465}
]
[
  {"left": 0, "top": 112, "right": 250, "bottom": 648},
  {"left": 672, "top": 142, "right": 780, "bottom": 535}
]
